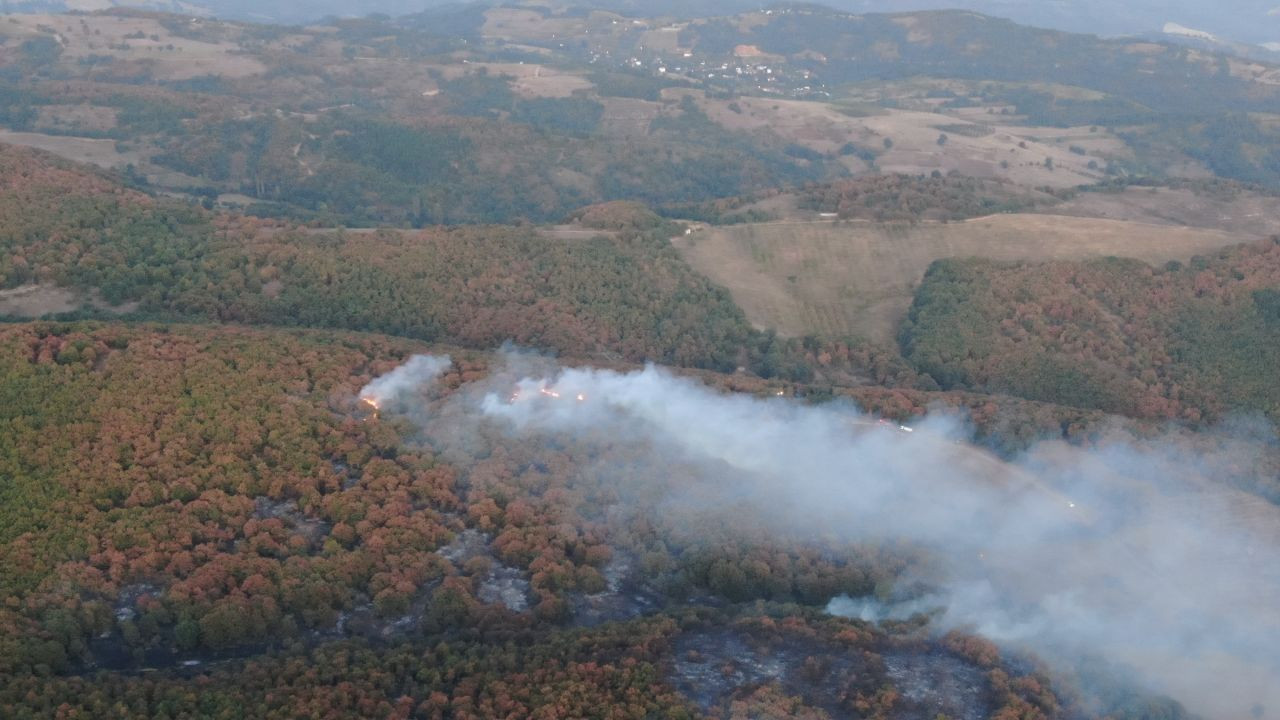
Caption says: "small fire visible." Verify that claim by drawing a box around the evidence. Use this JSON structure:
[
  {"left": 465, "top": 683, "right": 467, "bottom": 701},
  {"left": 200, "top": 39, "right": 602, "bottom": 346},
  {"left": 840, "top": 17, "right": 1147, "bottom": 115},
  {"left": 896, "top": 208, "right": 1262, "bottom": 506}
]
[
  {"left": 359, "top": 396, "right": 382, "bottom": 420},
  {"left": 506, "top": 384, "right": 583, "bottom": 404}
]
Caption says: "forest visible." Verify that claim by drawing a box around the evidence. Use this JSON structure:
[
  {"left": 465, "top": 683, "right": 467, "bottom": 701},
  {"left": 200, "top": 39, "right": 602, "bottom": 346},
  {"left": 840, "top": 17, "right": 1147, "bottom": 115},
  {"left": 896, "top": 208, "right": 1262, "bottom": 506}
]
[
  {"left": 10, "top": 140, "right": 1280, "bottom": 429},
  {"left": 140, "top": 105, "right": 834, "bottom": 226},
  {"left": 899, "top": 238, "right": 1280, "bottom": 420},
  {"left": 0, "top": 2, "right": 1278, "bottom": 718},
  {"left": 0, "top": 144, "right": 871, "bottom": 384},
  {"left": 796, "top": 174, "right": 1051, "bottom": 222},
  {"left": 0, "top": 143, "right": 1229, "bottom": 717},
  {"left": 0, "top": 321, "right": 1086, "bottom": 719}
]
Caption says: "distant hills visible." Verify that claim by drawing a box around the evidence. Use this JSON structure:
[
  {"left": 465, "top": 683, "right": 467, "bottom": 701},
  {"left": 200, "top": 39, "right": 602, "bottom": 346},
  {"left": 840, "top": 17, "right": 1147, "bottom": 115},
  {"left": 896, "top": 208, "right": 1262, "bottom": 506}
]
[
  {"left": 3, "top": 0, "right": 1279, "bottom": 53},
  {"left": 0, "top": 0, "right": 439, "bottom": 24},
  {"left": 828, "top": 1, "right": 1280, "bottom": 47}
]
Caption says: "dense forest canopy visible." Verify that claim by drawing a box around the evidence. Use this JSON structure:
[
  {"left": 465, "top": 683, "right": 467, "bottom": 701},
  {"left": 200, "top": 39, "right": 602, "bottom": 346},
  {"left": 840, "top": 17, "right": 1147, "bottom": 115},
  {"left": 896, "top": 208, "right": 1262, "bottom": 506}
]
[
  {"left": 900, "top": 239, "right": 1280, "bottom": 420},
  {"left": 0, "top": 322, "right": 1079, "bottom": 719}
]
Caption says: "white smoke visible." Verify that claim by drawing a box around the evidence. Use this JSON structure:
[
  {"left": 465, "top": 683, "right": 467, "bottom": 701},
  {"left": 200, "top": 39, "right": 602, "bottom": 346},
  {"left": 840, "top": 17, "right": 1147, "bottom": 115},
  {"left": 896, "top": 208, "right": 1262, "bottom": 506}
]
[
  {"left": 397, "top": 356, "right": 1280, "bottom": 719},
  {"left": 825, "top": 593, "right": 948, "bottom": 623},
  {"left": 359, "top": 354, "right": 452, "bottom": 407}
]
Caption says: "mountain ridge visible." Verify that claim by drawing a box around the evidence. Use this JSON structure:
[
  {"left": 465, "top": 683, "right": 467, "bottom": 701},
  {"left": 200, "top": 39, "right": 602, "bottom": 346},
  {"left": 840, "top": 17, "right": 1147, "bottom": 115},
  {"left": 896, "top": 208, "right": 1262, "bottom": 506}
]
[{"left": 4, "top": 0, "right": 1278, "bottom": 50}]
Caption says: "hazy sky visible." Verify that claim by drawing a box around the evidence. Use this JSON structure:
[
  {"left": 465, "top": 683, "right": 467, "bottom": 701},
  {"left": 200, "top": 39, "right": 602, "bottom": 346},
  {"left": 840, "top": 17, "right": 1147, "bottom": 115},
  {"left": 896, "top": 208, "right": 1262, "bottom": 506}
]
[
  {"left": 10, "top": 0, "right": 1276, "bottom": 45},
  {"left": 170, "top": 0, "right": 1279, "bottom": 46}
]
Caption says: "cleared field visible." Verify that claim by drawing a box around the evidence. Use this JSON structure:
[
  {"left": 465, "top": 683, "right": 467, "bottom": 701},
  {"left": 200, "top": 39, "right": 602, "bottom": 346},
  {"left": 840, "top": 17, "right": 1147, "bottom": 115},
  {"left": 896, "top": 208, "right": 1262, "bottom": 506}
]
[
  {"left": 0, "top": 130, "right": 205, "bottom": 187},
  {"left": 480, "top": 7, "right": 633, "bottom": 46},
  {"left": 690, "top": 92, "right": 1116, "bottom": 188},
  {"left": 1051, "top": 186, "right": 1280, "bottom": 237},
  {"left": 536, "top": 225, "right": 617, "bottom": 240},
  {"left": 425, "top": 61, "right": 593, "bottom": 99},
  {"left": 0, "top": 130, "right": 138, "bottom": 169},
  {"left": 0, "top": 284, "right": 138, "bottom": 317},
  {"left": 0, "top": 285, "right": 80, "bottom": 317},
  {"left": 0, "top": 14, "right": 265, "bottom": 80},
  {"left": 482, "top": 7, "right": 585, "bottom": 42},
  {"left": 674, "top": 215, "right": 1253, "bottom": 343},
  {"left": 511, "top": 70, "right": 594, "bottom": 99}
]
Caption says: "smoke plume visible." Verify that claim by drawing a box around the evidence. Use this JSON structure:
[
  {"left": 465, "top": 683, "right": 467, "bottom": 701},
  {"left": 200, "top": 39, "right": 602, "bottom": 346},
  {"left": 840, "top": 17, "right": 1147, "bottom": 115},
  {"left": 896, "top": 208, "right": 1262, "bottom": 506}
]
[
  {"left": 360, "top": 354, "right": 452, "bottom": 407},
  {"left": 383, "top": 353, "right": 1280, "bottom": 719}
]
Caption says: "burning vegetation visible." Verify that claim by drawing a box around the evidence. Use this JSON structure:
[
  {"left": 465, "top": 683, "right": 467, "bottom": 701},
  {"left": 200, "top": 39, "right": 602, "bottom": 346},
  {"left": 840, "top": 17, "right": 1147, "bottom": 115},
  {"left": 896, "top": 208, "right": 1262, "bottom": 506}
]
[{"left": 0, "top": 329, "right": 1271, "bottom": 718}]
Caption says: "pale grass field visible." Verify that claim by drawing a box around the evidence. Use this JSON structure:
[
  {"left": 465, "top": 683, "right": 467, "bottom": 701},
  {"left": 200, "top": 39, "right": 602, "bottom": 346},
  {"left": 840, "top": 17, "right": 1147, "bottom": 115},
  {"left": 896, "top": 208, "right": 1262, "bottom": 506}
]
[{"left": 675, "top": 214, "right": 1253, "bottom": 343}]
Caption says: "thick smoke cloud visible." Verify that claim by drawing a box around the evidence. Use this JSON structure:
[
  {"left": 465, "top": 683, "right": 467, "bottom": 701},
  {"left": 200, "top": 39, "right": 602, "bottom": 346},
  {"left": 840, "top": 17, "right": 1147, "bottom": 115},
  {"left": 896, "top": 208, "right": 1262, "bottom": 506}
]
[{"left": 385, "top": 353, "right": 1280, "bottom": 719}]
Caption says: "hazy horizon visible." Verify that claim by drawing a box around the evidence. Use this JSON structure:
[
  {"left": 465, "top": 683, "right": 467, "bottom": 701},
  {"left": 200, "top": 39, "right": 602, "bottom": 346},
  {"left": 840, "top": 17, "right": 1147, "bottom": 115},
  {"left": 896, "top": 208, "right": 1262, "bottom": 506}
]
[{"left": 2, "top": 0, "right": 1277, "bottom": 47}]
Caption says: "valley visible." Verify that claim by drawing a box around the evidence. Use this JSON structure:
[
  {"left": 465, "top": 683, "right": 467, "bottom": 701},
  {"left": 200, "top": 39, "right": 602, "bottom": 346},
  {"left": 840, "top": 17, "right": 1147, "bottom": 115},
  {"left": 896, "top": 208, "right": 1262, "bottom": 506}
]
[{"left": 0, "top": 2, "right": 1278, "bottom": 718}]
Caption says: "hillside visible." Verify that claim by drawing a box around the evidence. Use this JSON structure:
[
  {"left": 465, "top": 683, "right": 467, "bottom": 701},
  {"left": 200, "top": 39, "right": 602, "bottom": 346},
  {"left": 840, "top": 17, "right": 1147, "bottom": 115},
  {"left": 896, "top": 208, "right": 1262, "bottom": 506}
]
[
  {"left": 832, "top": 0, "right": 1280, "bottom": 48},
  {"left": 0, "top": 320, "right": 1095, "bottom": 717},
  {"left": 0, "top": 5, "right": 1279, "bottom": 225},
  {"left": 675, "top": 7, "right": 1280, "bottom": 116},
  {"left": 2, "top": 319, "right": 1276, "bottom": 718},
  {"left": 676, "top": 211, "right": 1252, "bottom": 344},
  {"left": 0, "top": 142, "right": 898, "bottom": 385},
  {"left": 0, "top": 10, "right": 838, "bottom": 224},
  {"left": 1, "top": 4, "right": 1279, "bottom": 719},
  {"left": 0, "top": 144, "right": 757, "bottom": 366},
  {"left": 12, "top": 0, "right": 1279, "bottom": 52},
  {"left": 900, "top": 238, "right": 1280, "bottom": 419}
]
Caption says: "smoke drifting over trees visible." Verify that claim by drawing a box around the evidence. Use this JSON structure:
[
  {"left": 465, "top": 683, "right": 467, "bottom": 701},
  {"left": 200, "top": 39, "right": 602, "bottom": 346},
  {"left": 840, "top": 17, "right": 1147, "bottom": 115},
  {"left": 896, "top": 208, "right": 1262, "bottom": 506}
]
[
  {"left": 372, "top": 352, "right": 1280, "bottom": 719},
  {"left": 359, "top": 354, "right": 452, "bottom": 407}
]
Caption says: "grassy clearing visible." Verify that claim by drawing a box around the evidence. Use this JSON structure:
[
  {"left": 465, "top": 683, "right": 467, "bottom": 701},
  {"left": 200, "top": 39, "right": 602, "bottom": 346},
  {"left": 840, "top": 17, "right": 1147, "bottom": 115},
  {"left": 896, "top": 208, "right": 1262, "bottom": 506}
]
[{"left": 675, "top": 214, "right": 1251, "bottom": 343}]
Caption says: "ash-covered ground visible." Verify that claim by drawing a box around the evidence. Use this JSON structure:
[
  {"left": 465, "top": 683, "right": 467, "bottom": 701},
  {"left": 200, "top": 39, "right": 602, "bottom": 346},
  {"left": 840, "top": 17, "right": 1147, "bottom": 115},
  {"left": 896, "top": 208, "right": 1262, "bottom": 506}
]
[{"left": 671, "top": 625, "right": 993, "bottom": 719}]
